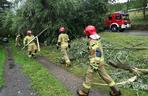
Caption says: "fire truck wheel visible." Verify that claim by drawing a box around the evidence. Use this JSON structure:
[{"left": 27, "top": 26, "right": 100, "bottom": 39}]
[
  {"left": 119, "top": 29, "right": 125, "bottom": 32},
  {"left": 111, "top": 25, "right": 118, "bottom": 32}
]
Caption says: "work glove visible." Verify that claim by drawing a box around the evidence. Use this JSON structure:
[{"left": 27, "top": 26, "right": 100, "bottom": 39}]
[
  {"left": 56, "top": 42, "right": 61, "bottom": 49},
  {"left": 56, "top": 44, "right": 59, "bottom": 49},
  {"left": 90, "top": 64, "right": 99, "bottom": 71},
  {"left": 68, "top": 44, "right": 71, "bottom": 48},
  {"left": 110, "top": 87, "right": 121, "bottom": 96}
]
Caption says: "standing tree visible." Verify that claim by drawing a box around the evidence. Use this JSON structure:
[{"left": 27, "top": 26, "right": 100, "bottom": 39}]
[
  {"left": 0, "top": 0, "right": 11, "bottom": 13},
  {"left": 1, "top": 0, "right": 108, "bottom": 43},
  {"left": 132, "top": 0, "right": 148, "bottom": 19},
  {"left": 126, "top": 0, "right": 130, "bottom": 11},
  {"left": 0, "top": 0, "right": 12, "bottom": 35},
  {"left": 142, "top": 0, "right": 148, "bottom": 19}
]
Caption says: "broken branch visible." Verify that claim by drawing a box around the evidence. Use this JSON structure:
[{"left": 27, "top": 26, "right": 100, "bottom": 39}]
[{"left": 108, "top": 60, "right": 148, "bottom": 75}]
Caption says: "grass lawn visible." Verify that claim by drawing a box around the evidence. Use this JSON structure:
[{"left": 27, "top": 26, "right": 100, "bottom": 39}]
[
  {"left": 40, "top": 32, "right": 148, "bottom": 96},
  {"left": 12, "top": 46, "right": 73, "bottom": 96},
  {"left": 129, "top": 9, "right": 148, "bottom": 25},
  {"left": 0, "top": 46, "right": 5, "bottom": 88}
]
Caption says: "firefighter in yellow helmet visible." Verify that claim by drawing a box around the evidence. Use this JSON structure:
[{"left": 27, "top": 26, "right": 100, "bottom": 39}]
[
  {"left": 23, "top": 30, "right": 38, "bottom": 58},
  {"left": 57, "top": 27, "right": 71, "bottom": 66},
  {"left": 77, "top": 25, "right": 121, "bottom": 96}
]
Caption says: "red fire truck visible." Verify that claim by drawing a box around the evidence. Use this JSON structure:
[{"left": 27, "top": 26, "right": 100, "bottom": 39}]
[{"left": 104, "top": 11, "right": 131, "bottom": 32}]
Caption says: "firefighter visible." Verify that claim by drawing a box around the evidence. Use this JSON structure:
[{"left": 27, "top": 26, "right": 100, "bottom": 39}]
[
  {"left": 77, "top": 25, "right": 121, "bottom": 96},
  {"left": 15, "top": 33, "right": 21, "bottom": 47},
  {"left": 57, "top": 26, "right": 71, "bottom": 67},
  {"left": 23, "top": 30, "right": 38, "bottom": 58}
]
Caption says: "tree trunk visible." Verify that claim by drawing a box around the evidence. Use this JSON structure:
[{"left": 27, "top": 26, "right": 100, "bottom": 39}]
[
  {"left": 126, "top": 0, "right": 130, "bottom": 12},
  {"left": 143, "top": 0, "right": 147, "bottom": 19},
  {"left": 143, "top": 6, "right": 146, "bottom": 19}
]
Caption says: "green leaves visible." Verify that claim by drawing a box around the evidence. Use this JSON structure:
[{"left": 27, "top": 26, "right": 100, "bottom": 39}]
[
  {"left": 68, "top": 33, "right": 148, "bottom": 91},
  {"left": 0, "top": 0, "right": 108, "bottom": 43}
]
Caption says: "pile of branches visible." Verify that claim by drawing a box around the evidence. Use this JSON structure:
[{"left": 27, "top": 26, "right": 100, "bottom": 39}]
[
  {"left": 69, "top": 38, "right": 148, "bottom": 91},
  {"left": 103, "top": 38, "right": 148, "bottom": 91},
  {"left": 69, "top": 38, "right": 89, "bottom": 66}
]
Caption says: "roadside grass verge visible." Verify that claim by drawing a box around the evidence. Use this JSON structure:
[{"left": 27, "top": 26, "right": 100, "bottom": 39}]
[
  {"left": 40, "top": 32, "right": 148, "bottom": 96},
  {"left": 0, "top": 46, "right": 5, "bottom": 88},
  {"left": 12, "top": 46, "right": 73, "bottom": 96},
  {"left": 129, "top": 9, "right": 148, "bottom": 25}
]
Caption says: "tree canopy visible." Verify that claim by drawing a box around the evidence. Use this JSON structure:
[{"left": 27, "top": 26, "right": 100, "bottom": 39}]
[
  {"left": 0, "top": 0, "right": 11, "bottom": 12},
  {"left": 109, "top": 0, "right": 148, "bottom": 19},
  {"left": 0, "top": 0, "right": 108, "bottom": 43},
  {"left": 0, "top": 0, "right": 12, "bottom": 35}
]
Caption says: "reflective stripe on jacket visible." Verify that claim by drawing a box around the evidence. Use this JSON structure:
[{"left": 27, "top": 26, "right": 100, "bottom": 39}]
[
  {"left": 23, "top": 35, "right": 35, "bottom": 45},
  {"left": 89, "top": 39, "right": 104, "bottom": 63},
  {"left": 58, "top": 33, "right": 69, "bottom": 48}
]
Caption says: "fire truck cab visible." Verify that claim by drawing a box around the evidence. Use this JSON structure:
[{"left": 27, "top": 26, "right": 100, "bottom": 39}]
[{"left": 104, "top": 11, "right": 131, "bottom": 32}]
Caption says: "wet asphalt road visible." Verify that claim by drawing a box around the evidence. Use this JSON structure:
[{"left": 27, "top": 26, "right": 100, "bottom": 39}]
[
  {"left": 123, "top": 30, "right": 148, "bottom": 36},
  {"left": 0, "top": 47, "right": 36, "bottom": 96}
]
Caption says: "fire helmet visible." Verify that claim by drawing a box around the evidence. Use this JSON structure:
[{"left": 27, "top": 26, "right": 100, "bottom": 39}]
[
  {"left": 27, "top": 30, "right": 32, "bottom": 35},
  {"left": 59, "top": 27, "right": 65, "bottom": 33},
  {"left": 84, "top": 25, "right": 97, "bottom": 36},
  {"left": 84, "top": 25, "right": 100, "bottom": 39}
]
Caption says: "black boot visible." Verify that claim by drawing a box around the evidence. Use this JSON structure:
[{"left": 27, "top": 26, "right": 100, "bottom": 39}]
[
  {"left": 32, "top": 50, "right": 37, "bottom": 58},
  {"left": 32, "top": 53, "right": 36, "bottom": 58},
  {"left": 110, "top": 86, "right": 121, "bottom": 96},
  {"left": 28, "top": 51, "right": 32, "bottom": 58}
]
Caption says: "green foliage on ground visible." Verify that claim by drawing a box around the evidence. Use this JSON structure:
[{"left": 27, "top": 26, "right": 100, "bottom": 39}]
[
  {"left": 101, "top": 33, "right": 148, "bottom": 93},
  {"left": 0, "top": 46, "right": 5, "bottom": 87},
  {"left": 12, "top": 46, "right": 72, "bottom": 96},
  {"left": 40, "top": 32, "right": 148, "bottom": 96}
]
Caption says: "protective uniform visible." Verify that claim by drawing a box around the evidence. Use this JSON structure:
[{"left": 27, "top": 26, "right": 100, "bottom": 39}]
[
  {"left": 77, "top": 25, "right": 121, "bottom": 96},
  {"left": 15, "top": 34, "right": 21, "bottom": 46},
  {"left": 23, "top": 30, "right": 37, "bottom": 58},
  {"left": 57, "top": 27, "right": 71, "bottom": 66}
]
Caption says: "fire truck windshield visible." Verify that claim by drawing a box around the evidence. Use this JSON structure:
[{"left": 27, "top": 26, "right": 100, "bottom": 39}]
[{"left": 122, "top": 14, "right": 129, "bottom": 20}]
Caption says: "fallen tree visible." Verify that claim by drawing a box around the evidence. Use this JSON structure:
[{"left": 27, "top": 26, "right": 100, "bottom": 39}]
[{"left": 108, "top": 59, "right": 148, "bottom": 75}]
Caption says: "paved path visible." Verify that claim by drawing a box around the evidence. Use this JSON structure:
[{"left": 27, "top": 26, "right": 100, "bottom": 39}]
[
  {"left": 36, "top": 56, "right": 108, "bottom": 96},
  {"left": 124, "top": 30, "right": 148, "bottom": 36},
  {"left": 0, "top": 47, "right": 36, "bottom": 96},
  {"left": 106, "top": 30, "right": 148, "bottom": 36}
]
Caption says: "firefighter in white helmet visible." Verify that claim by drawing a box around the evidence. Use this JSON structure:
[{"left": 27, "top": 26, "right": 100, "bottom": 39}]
[
  {"left": 23, "top": 30, "right": 38, "bottom": 58},
  {"left": 15, "top": 33, "right": 21, "bottom": 47},
  {"left": 77, "top": 25, "right": 121, "bottom": 96},
  {"left": 57, "top": 26, "right": 71, "bottom": 67}
]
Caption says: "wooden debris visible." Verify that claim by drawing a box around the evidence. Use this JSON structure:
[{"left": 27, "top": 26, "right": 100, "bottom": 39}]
[
  {"left": 93, "top": 76, "right": 137, "bottom": 86},
  {"left": 108, "top": 60, "right": 148, "bottom": 75}
]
